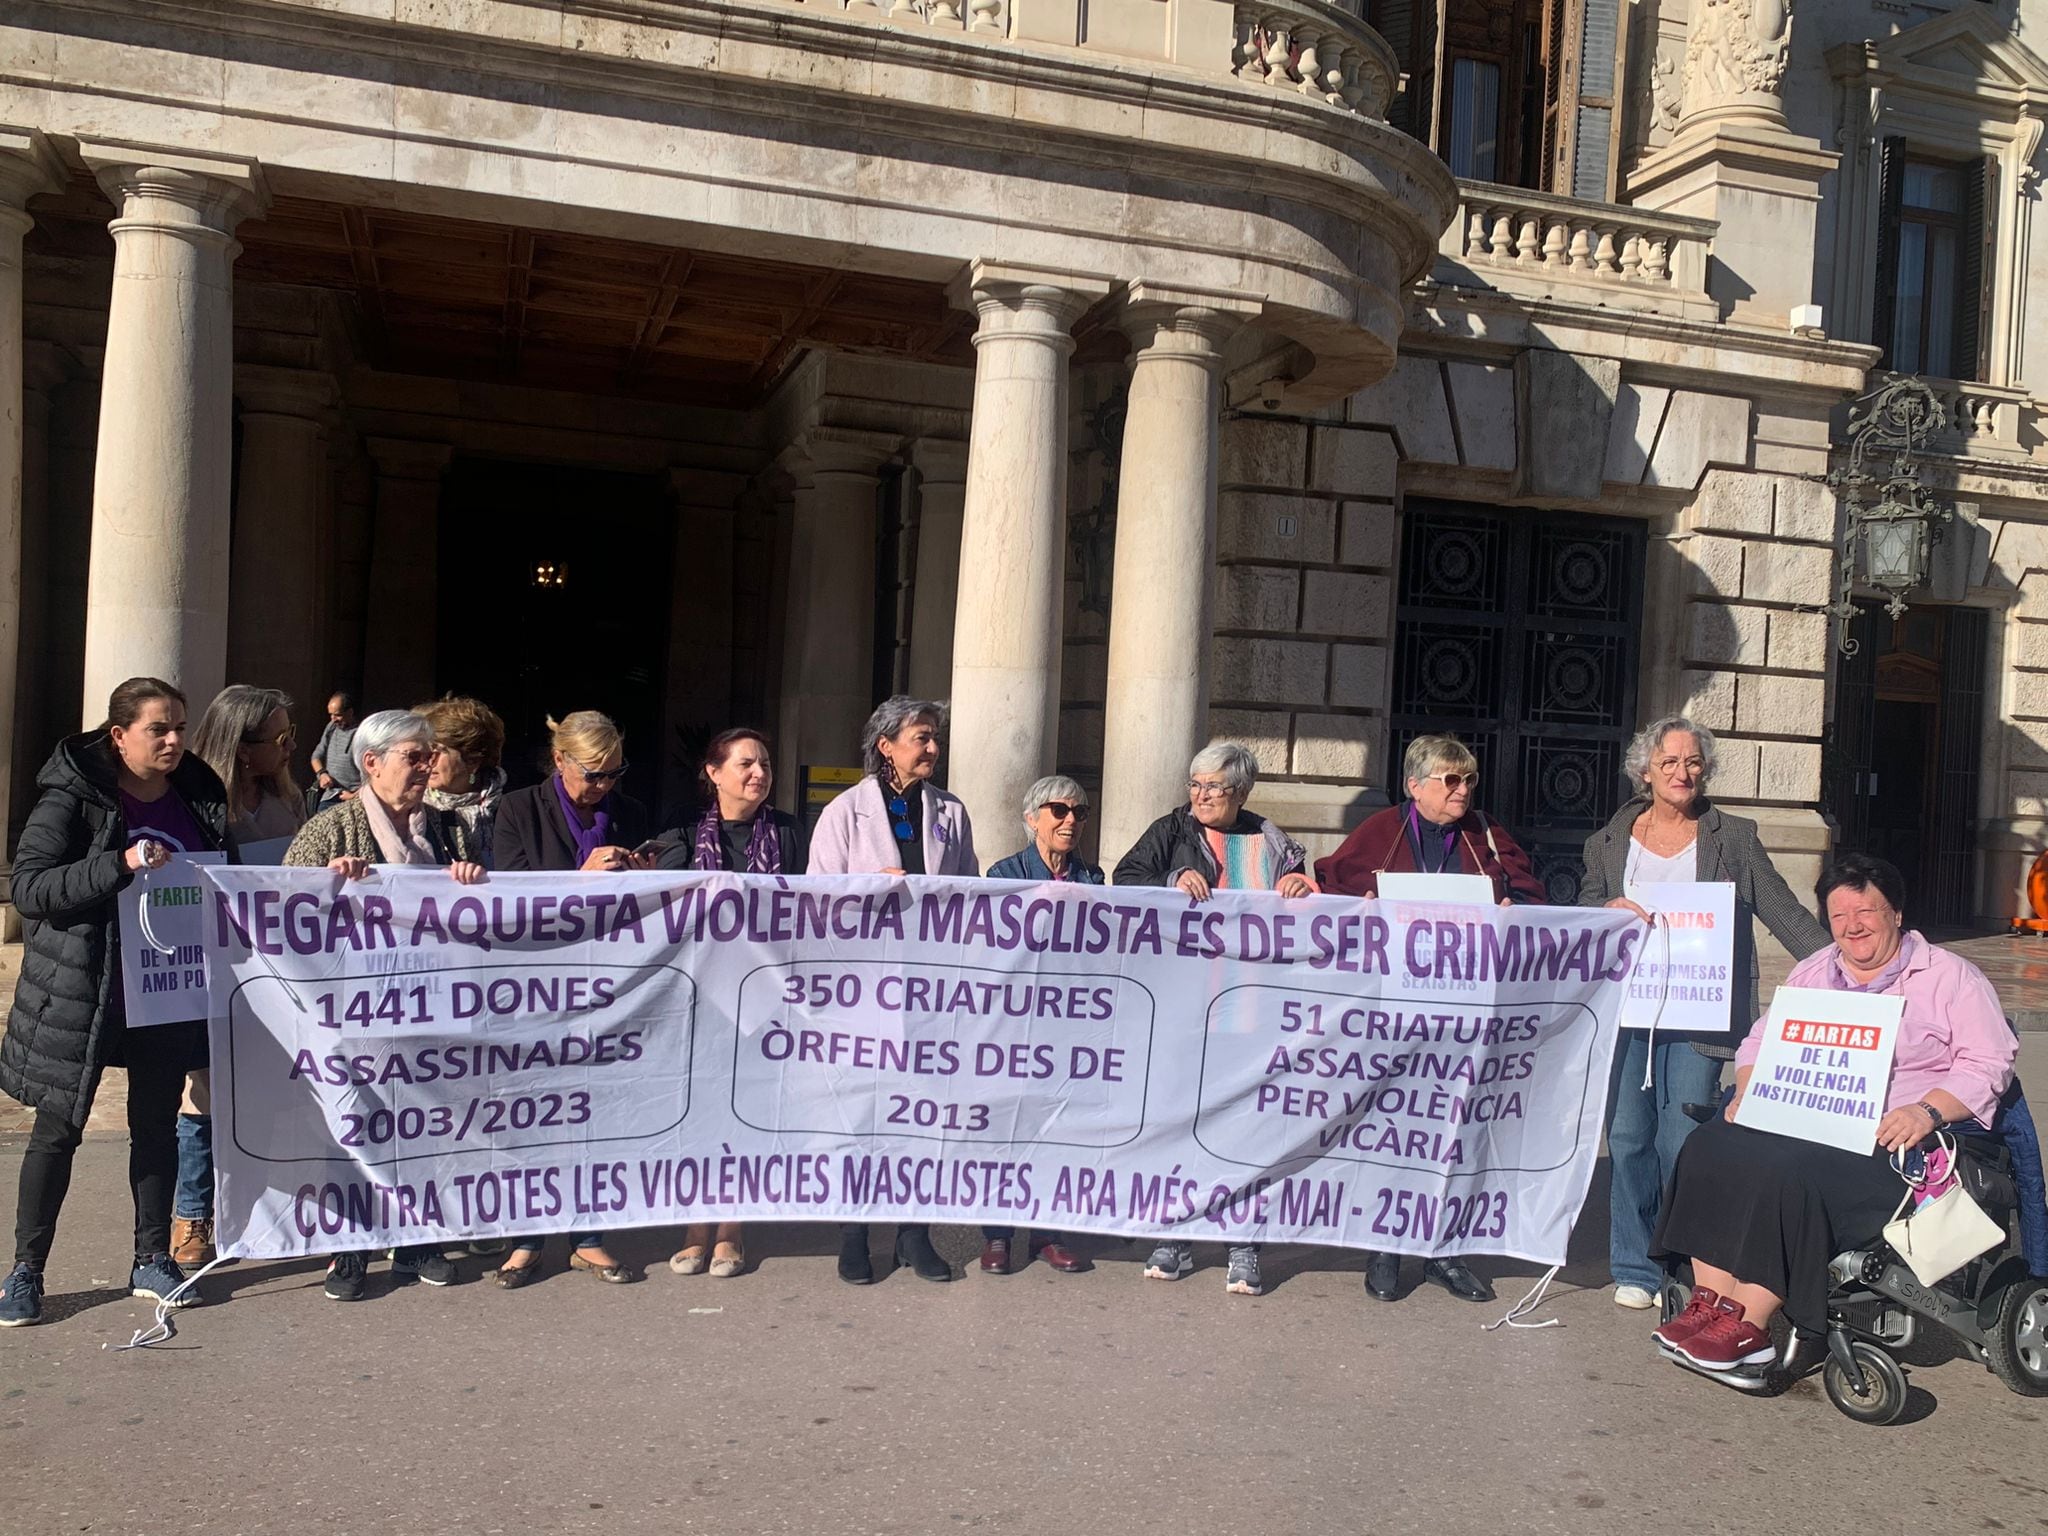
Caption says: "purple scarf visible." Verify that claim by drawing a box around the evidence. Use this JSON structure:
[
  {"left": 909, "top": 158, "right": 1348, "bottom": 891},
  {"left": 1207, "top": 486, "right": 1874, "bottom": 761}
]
[
  {"left": 1828, "top": 932, "right": 1919, "bottom": 995},
  {"left": 552, "top": 773, "right": 611, "bottom": 868},
  {"left": 693, "top": 805, "right": 784, "bottom": 873}
]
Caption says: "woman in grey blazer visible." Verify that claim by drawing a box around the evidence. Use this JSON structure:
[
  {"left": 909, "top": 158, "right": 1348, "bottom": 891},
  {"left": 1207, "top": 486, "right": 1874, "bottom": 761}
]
[{"left": 1580, "top": 715, "right": 1829, "bottom": 1312}]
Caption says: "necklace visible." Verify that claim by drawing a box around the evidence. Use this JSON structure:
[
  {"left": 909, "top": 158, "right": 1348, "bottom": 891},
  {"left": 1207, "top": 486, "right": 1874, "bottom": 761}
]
[{"left": 1632, "top": 805, "right": 1698, "bottom": 857}]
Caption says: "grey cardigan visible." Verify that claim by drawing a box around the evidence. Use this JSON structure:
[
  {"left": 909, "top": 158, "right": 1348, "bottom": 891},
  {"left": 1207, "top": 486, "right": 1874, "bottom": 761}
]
[{"left": 1579, "top": 800, "right": 1831, "bottom": 1060}]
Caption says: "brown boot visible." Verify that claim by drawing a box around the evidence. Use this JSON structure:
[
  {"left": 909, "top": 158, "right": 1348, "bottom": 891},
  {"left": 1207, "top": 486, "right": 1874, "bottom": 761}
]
[{"left": 170, "top": 1217, "right": 214, "bottom": 1269}]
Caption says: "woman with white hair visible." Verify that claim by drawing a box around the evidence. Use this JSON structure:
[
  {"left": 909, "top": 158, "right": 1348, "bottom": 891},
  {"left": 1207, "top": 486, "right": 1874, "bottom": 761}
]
[
  {"left": 977, "top": 774, "right": 1103, "bottom": 1275},
  {"left": 284, "top": 708, "right": 485, "bottom": 1302},
  {"left": 1581, "top": 714, "right": 1829, "bottom": 1313},
  {"left": 811, "top": 695, "right": 978, "bottom": 1284},
  {"left": 1114, "top": 741, "right": 1314, "bottom": 1297}
]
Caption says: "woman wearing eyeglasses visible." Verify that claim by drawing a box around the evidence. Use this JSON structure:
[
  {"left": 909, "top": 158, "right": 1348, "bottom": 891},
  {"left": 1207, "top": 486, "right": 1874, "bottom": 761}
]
[
  {"left": 1313, "top": 732, "right": 1543, "bottom": 1307},
  {"left": 977, "top": 774, "right": 1103, "bottom": 1276},
  {"left": 810, "top": 695, "right": 978, "bottom": 1284},
  {"left": 492, "top": 710, "right": 650, "bottom": 1288}
]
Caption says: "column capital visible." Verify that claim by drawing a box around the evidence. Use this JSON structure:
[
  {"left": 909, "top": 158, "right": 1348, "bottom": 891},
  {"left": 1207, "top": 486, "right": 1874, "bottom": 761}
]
[
  {"left": 78, "top": 141, "right": 269, "bottom": 238},
  {"left": 910, "top": 438, "right": 969, "bottom": 485},
  {"left": 235, "top": 364, "right": 338, "bottom": 421},
  {"left": 365, "top": 437, "right": 454, "bottom": 481},
  {"left": 948, "top": 260, "right": 1114, "bottom": 339},
  {"left": 1119, "top": 280, "right": 1263, "bottom": 360},
  {"left": 0, "top": 127, "right": 64, "bottom": 216},
  {"left": 793, "top": 426, "right": 900, "bottom": 481}
]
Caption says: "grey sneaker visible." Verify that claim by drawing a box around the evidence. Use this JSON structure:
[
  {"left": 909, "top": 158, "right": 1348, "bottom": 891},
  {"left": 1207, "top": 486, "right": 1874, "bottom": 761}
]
[
  {"left": 130, "top": 1253, "right": 197, "bottom": 1308},
  {"left": 1225, "top": 1245, "right": 1264, "bottom": 1297},
  {"left": 1143, "top": 1241, "right": 1193, "bottom": 1281},
  {"left": 391, "top": 1246, "right": 456, "bottom": 1287},
  {"left": 0, "top": 1263, "right": 44, "bottom": 1326}
]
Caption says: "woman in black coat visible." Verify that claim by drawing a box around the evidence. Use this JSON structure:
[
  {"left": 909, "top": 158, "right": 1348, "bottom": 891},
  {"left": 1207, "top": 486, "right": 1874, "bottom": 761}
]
[
  {"left": 0, "top": 677, "right": 230, "bottom": 1327},
  {"left": 491, "top": 710, "right": 649, "bottom": 1288}
]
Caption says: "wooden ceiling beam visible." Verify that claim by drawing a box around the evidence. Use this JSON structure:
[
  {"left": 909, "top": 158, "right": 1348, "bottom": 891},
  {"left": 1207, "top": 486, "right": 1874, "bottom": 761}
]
[
  {"left": 500, "top": 228, "right": 535, "bottom": 371},
  {"left": 622, "top": 248, "right": 695, "bottom": 377}
]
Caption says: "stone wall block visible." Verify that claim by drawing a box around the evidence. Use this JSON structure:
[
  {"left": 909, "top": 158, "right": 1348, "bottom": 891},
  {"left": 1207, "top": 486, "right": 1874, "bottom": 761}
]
[
  {"left": 1735, "top": 674, "right": 1825, "bottom": 735},
  {"left": 1757, "top": 740, "right": 1823, "bottom": 801},
  {"left": 1773, "top": 476, "right": 1841, "bottom": 542},
  {"left": 1515, "top": 351, "right": 1618, "bottom": 501},
  {"left": 1205, "top": 709, "right": 1291, "bottom": 775},
  {"left": 1713, "top": 738, "right": 1762, "bottom": 799},
  {"left": 1444, "top": 362, "right": 1517, "bottom": 471},
  {"left": 2011, "top": 668, "right": 2048, "bottom": 720},
  {"left": 2006, "top": 719, "right": 2048, "bottom": 769},
  {"left": 1329, "top": 643, "right": 1389, "bottom": 709},
  {"left": 1645, "top": 391, "right": 1749, "bottom": 489},
  {"left": 1220, "top": 417, "right": 1307, "bottom": 490},
  {"left": 1219, "top": 492, "right": 1335, "bottom": 563},
  {"left": 1740, "top": 541, "right": 1833, "bottom": 605},
  {"left": 1680, "top": 668, "right": 1736, "bottom": 730},
  {"left": 1338, "top": 502, "right": 1396, "bottom": 568},
  {"left": 2007, "top": 621, "right": 2048, "bottom": 672},
  {"left": 1765, "top": 610, "right": 1829, "bottom": 672},
  {"left": 1688, "top": 534, "right": 1744, "bottom": 597},
  {"left": 1348, "top": 355, "right": 1458, "bottom": 466},
  {"left": 1692, "top": 469, "right": 1775, "bottom": 534},
  {"left": 1308, "top": 426, "right": 1397, "bottom": 497},
  {"left": 1212, "top": 636, "right": 1326, "bottom": 704},
  {"left": 1290, "top": 713, "right": 1379, "bottom": 778},
  {"left": 1687, "top": 603, "right": 1766, "bottom": 667},
  {"left": 1606, "top": 383, "right": 1669, "bottom": 484},
  {"left": 1216, "top": 565, "right": 1301, "bottom": 631},
  {"left": 1300, "top": 570, "right": 1391, "bottom": 638}
]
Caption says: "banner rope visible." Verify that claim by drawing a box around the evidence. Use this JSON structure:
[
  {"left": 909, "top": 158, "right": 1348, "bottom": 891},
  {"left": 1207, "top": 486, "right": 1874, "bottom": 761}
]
[
  {"left": 108, "top": 1253, "right": 232, "bottom": 1352},
  {"left": 1482, "top": 1264, "right": 1563, "bottom": 1331}
]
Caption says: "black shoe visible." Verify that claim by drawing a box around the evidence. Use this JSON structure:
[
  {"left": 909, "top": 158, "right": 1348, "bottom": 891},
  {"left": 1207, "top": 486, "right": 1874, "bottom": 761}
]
[
  {"left": 1365, "top": 1252, "right": 1400, "bottom": 1301},
  {"left": 894, "top": 1226, "right": 952, "bottom": 1282},
  {"left": 391, "top": 1246, "right": 456, "bottom": 1287},
  {"left": 324, "top": 1250, "right": 370, "bottom": 1302},
  {"left": 838, "top": 1228, "right": 875, "bottom": 1286},
  {"left": 1424, "top": 1258, "right": 1495, "bottom": 1303}
]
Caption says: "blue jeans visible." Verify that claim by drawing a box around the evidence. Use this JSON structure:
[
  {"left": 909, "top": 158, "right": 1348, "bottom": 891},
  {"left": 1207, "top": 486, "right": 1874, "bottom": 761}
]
[
  {"left": 175, "top": 1113, "right": 213, "bottom": 1221},
  {"left": 1605, "top": 1035, "right": 1723, "bottom": 1291}
]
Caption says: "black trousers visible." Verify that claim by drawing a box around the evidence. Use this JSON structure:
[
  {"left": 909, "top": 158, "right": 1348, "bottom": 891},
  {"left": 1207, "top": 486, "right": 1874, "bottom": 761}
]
[{"left": 12, "top": 1023, "right": 193, "bottom": 1268}]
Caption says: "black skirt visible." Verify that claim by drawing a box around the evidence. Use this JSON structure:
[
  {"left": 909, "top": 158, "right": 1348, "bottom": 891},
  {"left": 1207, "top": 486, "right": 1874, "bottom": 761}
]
[{"left": 1652, "top": 1116, "right": 1905, "bottom": 1335}]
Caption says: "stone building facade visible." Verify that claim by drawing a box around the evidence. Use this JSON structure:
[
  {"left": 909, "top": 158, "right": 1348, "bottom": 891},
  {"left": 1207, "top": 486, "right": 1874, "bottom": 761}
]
[{"left": 1, "top": 0, "right": 2044, "bottom": 939}]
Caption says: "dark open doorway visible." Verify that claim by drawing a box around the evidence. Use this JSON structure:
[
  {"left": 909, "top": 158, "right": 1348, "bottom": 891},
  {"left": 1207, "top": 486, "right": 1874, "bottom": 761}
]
[
  {"left": 436, "top": 459, "right": 675, "bottom": 812},
  {"left": 1825, "top": 604, "right": 1988, "bottom": 929}
]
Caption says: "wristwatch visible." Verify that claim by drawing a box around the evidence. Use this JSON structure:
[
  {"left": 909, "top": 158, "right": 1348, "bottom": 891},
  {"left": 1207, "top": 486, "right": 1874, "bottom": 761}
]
[{"left": 1916, "top": 1100, "right": 1943, "bottom": 1130}]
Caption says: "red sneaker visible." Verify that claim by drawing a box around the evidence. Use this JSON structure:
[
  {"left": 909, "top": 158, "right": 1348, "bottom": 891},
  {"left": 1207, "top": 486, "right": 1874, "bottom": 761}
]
[
  {"left": 1652, "top": 1287, "right": 1724, "bottom": 1349},
  {"left": 1674, "top": 1309, "right": 1776, "bottom": 1370}
]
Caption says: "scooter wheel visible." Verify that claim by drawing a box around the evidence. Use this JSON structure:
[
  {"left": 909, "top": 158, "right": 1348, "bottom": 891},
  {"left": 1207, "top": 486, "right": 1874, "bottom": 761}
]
[
  {"left": 1658, "top": 1278, "right": 1692, "bottom": 1325},
  {"left": 1823, "top": 1341, "right": 1908, "bottom": 1425},
  {"left": 1985, "top": 1277, "right": 2048, "bottom": 1397}
]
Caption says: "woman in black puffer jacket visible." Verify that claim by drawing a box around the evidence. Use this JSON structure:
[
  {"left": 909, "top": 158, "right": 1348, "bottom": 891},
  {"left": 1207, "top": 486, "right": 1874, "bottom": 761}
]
[{"left": 0, "top": 677, "right": 229, "bottom": 1327}]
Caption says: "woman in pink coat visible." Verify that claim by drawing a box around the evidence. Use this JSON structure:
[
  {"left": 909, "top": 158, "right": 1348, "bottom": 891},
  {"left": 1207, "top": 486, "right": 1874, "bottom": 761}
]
[{"left": 809, "top": 695, "right": 977, "bottom": 1283}]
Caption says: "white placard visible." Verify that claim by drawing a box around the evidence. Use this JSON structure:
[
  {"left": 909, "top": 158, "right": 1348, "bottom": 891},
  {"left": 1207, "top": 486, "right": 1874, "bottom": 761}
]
[
  {"left": 1733, "top": 985, "right": 1904, "bottom": 1153},
  {"left": 236, "top": 836, "right": 294, "bottom": 866},
  {"left": 120, "top": 852, "right": 227, "bottom": 1028},
  {"left": 1376, "top": 872, "right": 1497, "bottom": 906},
  {"left": 1617, "top": 881, "right": 1738, "bottom": 1031}
]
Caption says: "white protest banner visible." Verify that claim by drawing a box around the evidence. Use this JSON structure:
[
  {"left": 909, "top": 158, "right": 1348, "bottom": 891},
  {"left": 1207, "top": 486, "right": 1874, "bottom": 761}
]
[
  {"left": 1617, "top": 882, "right": 1738, "bottom": 1031},
  {"left": 121, "top": 853, "right": 227, "bottom": 1027},
  {"left": 1734, "top": 985, "right": 1904, "bottom": 1153},
  {"left": 1377, "top": 872, "right": 1497, "bottom": 906},
  {"left": 198, "top": 867, "right": 1641, "bottom": 1264}
]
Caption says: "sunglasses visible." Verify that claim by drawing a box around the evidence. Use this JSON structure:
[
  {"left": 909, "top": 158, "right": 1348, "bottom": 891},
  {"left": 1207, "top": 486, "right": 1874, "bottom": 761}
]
[
  {"left": 243, "top": 726, "right": 297, "bottom": 748},
  {"left": 573, "top": 761, "right": 629, "bottom": 786},
  {"left": 1421, "top": 771, "right": 1478, "bottom": 791},
  {"left": 1040, "top": 801, "right": 1089, "bottom": 822},
  {"left": 887, "top": 795, "right": 916, "bottom": 844}
]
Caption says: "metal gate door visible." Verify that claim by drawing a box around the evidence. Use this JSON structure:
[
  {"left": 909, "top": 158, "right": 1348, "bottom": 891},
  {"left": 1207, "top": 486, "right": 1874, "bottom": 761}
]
[{"left": 1388, "top": 500, "right": 1646, "bottom": 903}]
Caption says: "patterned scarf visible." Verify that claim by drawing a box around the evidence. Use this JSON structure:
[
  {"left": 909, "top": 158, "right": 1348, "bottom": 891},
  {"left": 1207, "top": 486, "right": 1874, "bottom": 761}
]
[{"left": 693, "top": 805, "right": 784, "bottom": 874}]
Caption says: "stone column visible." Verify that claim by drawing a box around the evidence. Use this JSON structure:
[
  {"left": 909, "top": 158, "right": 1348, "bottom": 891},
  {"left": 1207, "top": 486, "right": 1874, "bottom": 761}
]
[
  {"left": 0, "top": 129, "right": 62, "bottom": 913},
  {"left": 361, "top": 438, "right": 452, "bottom": 709},
  {"left": 228, "top": 366, "right": 336, "bottom": 731},
  {"left": 1097, "top": 285, "right": 1257, "bottom": 866},
  {"left": 905, "top": 438, "right": 968, "bottom": 703},
  {"left": 944, "top": 262, "right": 1110, "bottom": 851},
  {"left": 777, "top": 433, "right": 894, "bottom": 785},
  {"left": 77, "top": 146, "right": 266, "bottom": 720}
]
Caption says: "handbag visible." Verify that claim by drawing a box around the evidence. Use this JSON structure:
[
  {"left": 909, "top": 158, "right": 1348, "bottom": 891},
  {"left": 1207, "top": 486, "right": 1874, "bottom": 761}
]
[{"left": 1882, "top": 1133, "right": 2007, "bottom": 1286}]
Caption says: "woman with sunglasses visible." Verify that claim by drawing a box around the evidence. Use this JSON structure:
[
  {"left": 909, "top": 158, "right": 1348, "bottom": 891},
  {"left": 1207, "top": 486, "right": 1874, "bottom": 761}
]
[
  {"left": 492, "top": 710, "right": 649, "bottom": 1288},
  {"left": 810, "top": 695, "right": 978, "bottom": 1284},
  {"left": 979, "top": 774, "right": 1102, "bottom": 1276},
  {"left": 1313, "top": 732, "right": 1543, "bottom": 1306}
]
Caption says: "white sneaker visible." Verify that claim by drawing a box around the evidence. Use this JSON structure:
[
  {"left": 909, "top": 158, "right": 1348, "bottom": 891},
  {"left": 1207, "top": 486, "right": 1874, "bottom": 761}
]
[{"left": 1614, "top": 1284, "right": 1658, "bottom": 1310}]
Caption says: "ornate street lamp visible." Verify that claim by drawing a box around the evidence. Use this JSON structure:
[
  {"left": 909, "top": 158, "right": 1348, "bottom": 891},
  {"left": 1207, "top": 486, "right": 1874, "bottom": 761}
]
[{"left": 1825, "top": 375, "right": 1952, "bottom": 655}]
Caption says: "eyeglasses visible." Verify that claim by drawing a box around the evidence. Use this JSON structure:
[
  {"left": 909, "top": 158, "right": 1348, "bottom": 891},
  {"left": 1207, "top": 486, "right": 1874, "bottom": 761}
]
[
  {"left": 571, "top": 760, "right": 628, "bottom": 786},
  {"left": 1653, "top": 757, "right": 1708, "bottom": 775},
  {"left": 388, "top": 749, "right": 432, "bottom": 768},
  {"left": 1040, "top": 801, "right": 1089, "bottom": 822},
  {"left": 1186, "top": 780, "right": 1235, "bottom": 800},
  {"left": 887, "top": 795, "right": 917, "bottom": 843},
  {"left": 243, "top": 726, "right": 297, "bottom": 748},
  {"left": 1420, "top": 772, "right": 1478, "bottom": 791}
]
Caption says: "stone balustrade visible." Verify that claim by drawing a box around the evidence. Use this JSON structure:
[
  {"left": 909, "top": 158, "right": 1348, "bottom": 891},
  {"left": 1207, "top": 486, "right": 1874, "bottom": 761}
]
[
  {"left": 1932, "top": 379, "right": 2031, "bottom": 457},
  {"left": 1436, "top": 179, "right": 1720, "bottom": 317},
  {"left": 1229, "top": 1, "right": 1398, "bottom": 118}
]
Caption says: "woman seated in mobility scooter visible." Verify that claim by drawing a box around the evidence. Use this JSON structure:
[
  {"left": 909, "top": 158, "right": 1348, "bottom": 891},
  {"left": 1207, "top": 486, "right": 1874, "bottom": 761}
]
[{"left": 1653, "top": 854, "right": 2046, "bottom": 1414}]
